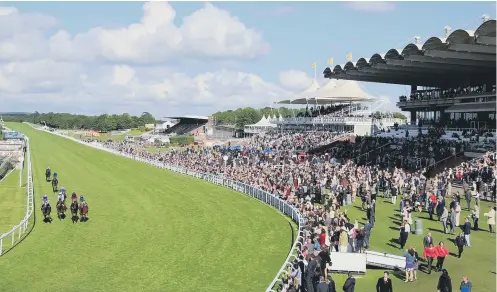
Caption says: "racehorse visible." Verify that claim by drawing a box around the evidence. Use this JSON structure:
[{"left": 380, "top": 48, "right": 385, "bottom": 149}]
[
  {"left": 45, "top": 168, "right": 51, "bottom": 182},
  {"left": 52, "top": 178, "right": 58, "bottom": 192},
  {"left": 41, "top": 202, "right": 52, "bottom": 222},
  {"left": 56, "top": 200, "right": 67, "bottom": 220},
  {"left": 79, "top": 201, "right": 89, "bottom": 222},
  {"left": 70, "top": 200, "right": 79, "bottom": 223}
]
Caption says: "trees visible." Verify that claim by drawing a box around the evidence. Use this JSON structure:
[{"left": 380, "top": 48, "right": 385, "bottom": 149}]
[
  {"left": 393, "top": 112, "right": 407, "bottom": 120},
  {"left": 212, "top": 106, "right": 298, "bottom": 128},
  {"left": 1, "top": 112, "right": 157, "bottom": 132}
]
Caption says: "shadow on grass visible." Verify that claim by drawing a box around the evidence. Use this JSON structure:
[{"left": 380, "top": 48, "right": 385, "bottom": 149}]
[
  {"left": 386, "top": 243, "right": 399, "bottom": 249},
  {"left": 427, "top": 227, "right": 445, "bottom": 234},
  {"left": 390, "top": 270, "right": 406, "bottom": 281},
  {"left": 353, "top": 205, "right": 363, "bottom": 211},
  {"left": 389, "top": 226, "right": 400, "bottom": 231}
]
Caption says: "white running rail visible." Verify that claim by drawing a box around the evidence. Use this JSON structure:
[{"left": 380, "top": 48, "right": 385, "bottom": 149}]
[
  {"left": 0, "top": 136, "right": 34, "bottom": 256},
  {"left": 26, "top": 123, "right": 304, "bottom": 292}
]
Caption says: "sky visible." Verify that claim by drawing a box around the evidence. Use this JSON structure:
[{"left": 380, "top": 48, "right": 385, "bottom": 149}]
[{"left": 0, "top": 1, "right": 494, "bottom": 118}]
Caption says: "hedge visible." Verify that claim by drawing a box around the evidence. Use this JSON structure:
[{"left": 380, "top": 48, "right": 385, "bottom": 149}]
[{"left": 169, "top": 135, "right": 194, "bottom": 145}]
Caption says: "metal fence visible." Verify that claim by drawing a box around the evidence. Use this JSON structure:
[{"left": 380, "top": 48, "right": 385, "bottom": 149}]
[
  {"left": 0, "top": 137, "right": 34, "bottom": 256},
  {"left": 27, "top": 123, "right": 305, "bottom": 292}
]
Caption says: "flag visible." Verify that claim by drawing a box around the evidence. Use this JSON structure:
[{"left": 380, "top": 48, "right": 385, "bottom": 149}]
[
  {"left": 346, "top": 53, "right": 353, "bottom": 61},
  {"left": 311, "top": 63, "right": 316, "bottom": 68},
  {"left": 327, "top": 58, "right": 334, "bottom": 65}
]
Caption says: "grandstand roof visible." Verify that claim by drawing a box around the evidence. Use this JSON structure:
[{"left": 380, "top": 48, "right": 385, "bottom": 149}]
[
  {"left": 166, "top": 115, "right": 209, "bottom": 120},
  {"left": 323, "top": 19, "right": 496, "bottom": 87},
  {"left": 291, "top": 79, "right": 321, "bottom": 99},
  {"left": 276, "top": 80, "right": 375, "bottom": 104}
]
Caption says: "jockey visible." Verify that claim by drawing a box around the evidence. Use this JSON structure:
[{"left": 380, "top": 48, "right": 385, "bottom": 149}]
[
  {"left": 53, "top": 172, "right": 58, "bottom": 179},
  {"left": 60, "top": 186, "right": 66, "bottom": 195},
  {"left": 80, "top": 195, "right": 88, "bottom": 206},
  {"left": 71, "top": 192, "right": 77, "bottom": 201},
  {"left": 42, "top": 195, "right": 49, "bottom": 205},
  {"left": 57, "top": 192, "right": 65, "bottom": 203}
]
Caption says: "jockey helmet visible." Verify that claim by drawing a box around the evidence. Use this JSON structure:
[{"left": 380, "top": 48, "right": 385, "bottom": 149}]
[{"left": 80, "top": 195, "right": 84, "bottom": 201}]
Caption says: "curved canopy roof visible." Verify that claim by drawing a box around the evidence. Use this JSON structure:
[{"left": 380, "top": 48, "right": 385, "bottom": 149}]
[
  {"left": 276, "top": 80, "right": 375, "bottom": 104},
  {"left": 291, "top": 79, "right": 321, "bottom": 99},
  {"left": 323, "top": 19, "right": 496, "bottom": 87}
]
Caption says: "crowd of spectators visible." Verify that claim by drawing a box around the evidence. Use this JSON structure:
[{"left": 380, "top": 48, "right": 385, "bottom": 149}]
[
  {"left": 80, "top": 130, "right": 495, "bottom": 292},
  {"left": 399, "top": 84, "right": 494, "bottom": 102},
  {"left": 296, "top": 105, "right": 351, "bottom": 118}
]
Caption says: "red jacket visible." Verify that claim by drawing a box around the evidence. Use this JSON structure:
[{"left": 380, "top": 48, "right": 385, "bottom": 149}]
[
  {"left": 319, "top": 233, "right": 326, "bottom": 246},
  {"left": 430, "top": 194, "right": 437, "bottom": 204},
  {"left": 423, "top": 247, "right": 437, "bottom": 259},
  {"left": 435, "top": 246, "right": 449, "bottom": 258}
]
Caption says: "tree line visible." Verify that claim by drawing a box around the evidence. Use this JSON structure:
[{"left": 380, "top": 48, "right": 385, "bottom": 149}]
[
  {"left": 2, "top": 112, "right": 156, "bottom": 132},
  {"left": 212, "top": 107, "right": 304, "bottom": 129},
  {"left": 1, "top": 108, "right": 407, "bottom": 133},
  {"left": 212, "top": 107, "right": 407, "bottom": 128}
]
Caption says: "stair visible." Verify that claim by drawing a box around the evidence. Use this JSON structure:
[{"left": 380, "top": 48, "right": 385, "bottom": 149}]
[{"left": 425, "top": 152, "right": 469, "bottom": 178}]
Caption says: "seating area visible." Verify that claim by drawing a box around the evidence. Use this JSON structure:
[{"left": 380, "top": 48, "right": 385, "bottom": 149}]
[
  {"left": 399, "top": 84, "right": 496, "bottom": 102},
  {"left": 162, "top": 122, "right": 205, "bottom": 136}
]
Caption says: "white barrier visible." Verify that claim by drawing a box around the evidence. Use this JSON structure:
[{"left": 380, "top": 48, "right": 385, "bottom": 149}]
[
  {"left": 0, "top": 136, "right": 34, "bottom": 256},
  {"left": 25, "top": 123, "right": 304, "bottom": 292},
  {"left": 329, "top": 252, "right": 367, "bottom": 273},
  {"left": 365, "top": 251, "right": 406, "bottom": 270}
]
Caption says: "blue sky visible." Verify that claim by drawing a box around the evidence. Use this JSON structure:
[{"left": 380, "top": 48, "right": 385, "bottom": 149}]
[{"left": 0, "top": 1, "right": 495, "bottom": 116}]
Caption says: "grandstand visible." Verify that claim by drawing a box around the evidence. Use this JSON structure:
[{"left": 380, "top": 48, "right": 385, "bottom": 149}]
[
  {"left": 274, "top": 79, "right": 399, "bottom": 135},
  {"left": 322, "top": 17, "right": 496, "bottom": 154},
  {"left": 159, "top": 116, "right": 208, "bottom": 136},
  {"left": 322, "top": 18, "right": 496, "bottom": 131}
]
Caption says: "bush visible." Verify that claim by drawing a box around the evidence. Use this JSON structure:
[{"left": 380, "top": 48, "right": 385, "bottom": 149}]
[{"left": 169, "top": 135, "right": 194, "bottom": 145}]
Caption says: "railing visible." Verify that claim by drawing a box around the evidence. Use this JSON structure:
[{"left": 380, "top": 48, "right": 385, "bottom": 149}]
[
  {"left": 427, "top": 151, "right": 465, "bottom": 169},
  {"left": 26, "top": 123, "right": 305, "bottom": 292},
  {"left": 353, "top": 142, "right": 392, "bottom": 165},
  {"left": 0, "top": 136, "right": 34, "bottom": 256}
]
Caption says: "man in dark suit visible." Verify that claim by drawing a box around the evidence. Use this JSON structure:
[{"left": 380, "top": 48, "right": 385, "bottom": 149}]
[
  {"left": 423, "top": 232, "right": 433, "bottom": 248},
  {"left": 364, "top": 221, "right": 373, "bottom": 249},
  {"left": 327, "top": 275, "right": 336, "bottom": 292},
  {"left": 343, "top": 272, "right": 356, "bottom": 292},
  {"left": 306, "top": 254, "right": 318, "bottom": 292},
  {"left": 376, "top": 271, "right": 393, "bottom": 292}
]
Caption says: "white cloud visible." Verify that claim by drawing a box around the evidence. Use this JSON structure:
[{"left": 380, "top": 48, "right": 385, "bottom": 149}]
[
  {"left": 278, "top": 70, "right": 313, "bottom": 90},
  {"left": 344, "top": 2, "right": 396, "bottom": 13},
  {"left": 111, "top": 65, "right": 136, "bottom": 86},
  {"left": 0, "top": 3, "right": 292, "bottom": 116},
  {"left": 1, "top": 2, "right": 270, "bottom": 63}
]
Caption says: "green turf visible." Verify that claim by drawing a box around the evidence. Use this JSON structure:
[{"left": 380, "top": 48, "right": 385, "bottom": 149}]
[
  {"left": 0, "top": 169, "right": 26, "bottom": 237},
  {"left": 0, "top": 123, "right": 292, "bottom": 292},
  {"left": 323, "top": 197, "right": 496, "bottom": 292}
]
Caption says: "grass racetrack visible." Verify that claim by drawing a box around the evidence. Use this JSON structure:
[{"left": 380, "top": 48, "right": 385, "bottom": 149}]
[
  {"left": 0, "top": 123, "right": 292, "bottom": 292},
  {"left": 0, "top": 170, "right": 26, "bottom": 237}
]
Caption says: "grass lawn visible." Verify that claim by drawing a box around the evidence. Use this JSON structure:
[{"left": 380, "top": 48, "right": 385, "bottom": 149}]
[
  {"left": 325, "top": 196, "right": 496, "bottom": 292},
  {"left": 0, "top": 169, "right": 26, "bottom": 238},
  {"left": 0, "top": 123, "right": 292, "bottom": 292}
]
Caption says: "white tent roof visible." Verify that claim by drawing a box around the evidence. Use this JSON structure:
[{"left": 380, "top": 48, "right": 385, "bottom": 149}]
[
  {"left": 246, "top": 115, "right": 277, "bottom": 128},
  {"left": 314, "top": 80, "right": 374, "bottom": 101},
  {"left": 292, "top": 79, "right": 321, "bottom": 99},
  {"left": 276, "top": 80, "right": 375, "bottom": 104}
]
